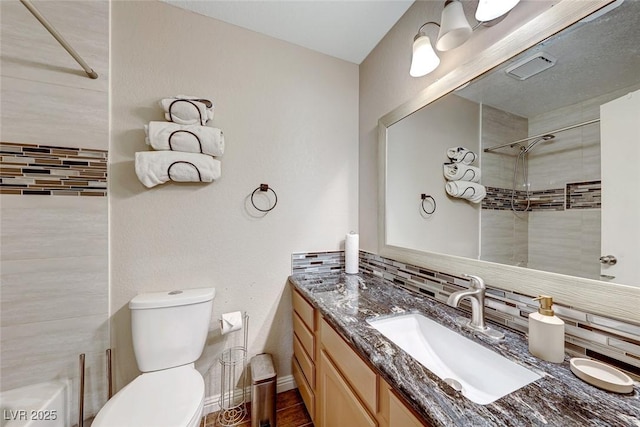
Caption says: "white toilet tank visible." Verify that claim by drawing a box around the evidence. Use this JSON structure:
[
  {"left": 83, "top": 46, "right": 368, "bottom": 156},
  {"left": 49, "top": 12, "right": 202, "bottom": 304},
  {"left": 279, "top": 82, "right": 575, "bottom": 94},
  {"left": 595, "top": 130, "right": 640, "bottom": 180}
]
[{"left": 129, "top": 288, "right": 215, "bottom": 372}]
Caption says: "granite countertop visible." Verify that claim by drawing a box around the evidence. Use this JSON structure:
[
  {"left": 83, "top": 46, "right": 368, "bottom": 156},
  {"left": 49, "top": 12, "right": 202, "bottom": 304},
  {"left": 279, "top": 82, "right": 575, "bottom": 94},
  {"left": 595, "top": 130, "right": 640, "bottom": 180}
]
[{"left": 289, "top": 272, "right": 640, "bottom": 427}]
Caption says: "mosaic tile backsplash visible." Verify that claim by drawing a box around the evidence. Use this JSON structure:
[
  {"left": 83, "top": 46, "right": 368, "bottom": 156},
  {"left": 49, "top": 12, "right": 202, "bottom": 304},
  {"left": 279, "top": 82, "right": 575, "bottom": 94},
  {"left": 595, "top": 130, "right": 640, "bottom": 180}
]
[
  {"left": 0, "top": 142, "right": 108, "bottom": 196},
  {"left": 292, "top": 250, "right": 640, "bottom": 378},
  {"left": 483, "top": 181, "right": 601, "bottom": 212},
  {"left": 292, "top": 251, "right": 344, "bottom": 274}
]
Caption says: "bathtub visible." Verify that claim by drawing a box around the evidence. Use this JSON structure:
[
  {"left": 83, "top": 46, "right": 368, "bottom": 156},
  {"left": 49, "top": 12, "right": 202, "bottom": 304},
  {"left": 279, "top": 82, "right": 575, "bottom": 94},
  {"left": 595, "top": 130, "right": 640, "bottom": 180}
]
[{"left": 0, "top": 381, "right": 69, "bottom": 427}]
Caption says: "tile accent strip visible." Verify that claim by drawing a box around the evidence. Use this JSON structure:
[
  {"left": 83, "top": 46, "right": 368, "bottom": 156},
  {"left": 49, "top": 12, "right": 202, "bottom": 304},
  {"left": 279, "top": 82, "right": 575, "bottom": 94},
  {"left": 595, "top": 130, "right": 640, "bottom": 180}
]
[
  {"left": 566, "top": 180, "right": 601, "bottom": 209},
  {"left": 484, "top": 182, "right": 602, "bottom": 212},
  {"left": 0, "top": 142, "right": 108, "bottom": 196},
  {"left": 355, "top": 250, "right": 640, "bottom": 378},
  {"left": 483, "top": 186, "right": 565, "bottom": 211},
  {"left": 291, "top": 251, "right": 344, "bottom": 275}
]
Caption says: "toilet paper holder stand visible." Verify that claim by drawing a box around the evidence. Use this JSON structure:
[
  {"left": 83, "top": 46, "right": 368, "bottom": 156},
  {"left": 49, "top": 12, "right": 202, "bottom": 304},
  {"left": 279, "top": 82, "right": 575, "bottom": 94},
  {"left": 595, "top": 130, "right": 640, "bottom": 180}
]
[{"left": 217, "top": 312, "right": 249, "bottom": 427}]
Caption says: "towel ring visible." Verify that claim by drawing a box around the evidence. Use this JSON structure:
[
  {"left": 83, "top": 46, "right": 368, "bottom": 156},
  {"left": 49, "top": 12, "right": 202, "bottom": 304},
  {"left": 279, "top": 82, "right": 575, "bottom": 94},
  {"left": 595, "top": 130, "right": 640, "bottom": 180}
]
[
  {"left": 421, "top": 194, "right": 436, "bottom": 215},
  {"left": 168, "top": 99, "right": 204, "bottom": 126},
  {"left": 168, "top": 161, "right": 202, "bottom": 182},
  {"left": 168, "top": 130, "right": 203, "bottom": 153},
  {"left": 251, "top": 184, "right": 278, "bottom": 212}
]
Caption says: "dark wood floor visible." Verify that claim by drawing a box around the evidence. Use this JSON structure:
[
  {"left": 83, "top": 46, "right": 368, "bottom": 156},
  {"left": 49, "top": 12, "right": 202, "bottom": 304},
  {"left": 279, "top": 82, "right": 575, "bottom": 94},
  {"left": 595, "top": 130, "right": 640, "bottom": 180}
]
[{"left": 201, "top": 388, "right": 313, "bottom": 427}]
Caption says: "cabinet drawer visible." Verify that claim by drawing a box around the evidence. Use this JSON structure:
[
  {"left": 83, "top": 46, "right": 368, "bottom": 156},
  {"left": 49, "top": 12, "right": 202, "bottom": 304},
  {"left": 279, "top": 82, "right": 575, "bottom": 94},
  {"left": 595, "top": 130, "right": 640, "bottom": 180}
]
[
  {"left": 293, "top": 356, "right": 315, "bottom": 421},
  {"left": 319, "top": 318, "right": 377, "bottom": 414},
  {"left": 294, "top": 334, "right": 315, "bottom": 388},
  {"left": 293, "top": 311, "right": 315, "bottom": 360},
  {"left": 293, "top": 290, "right": 315, "bottom": 331}
]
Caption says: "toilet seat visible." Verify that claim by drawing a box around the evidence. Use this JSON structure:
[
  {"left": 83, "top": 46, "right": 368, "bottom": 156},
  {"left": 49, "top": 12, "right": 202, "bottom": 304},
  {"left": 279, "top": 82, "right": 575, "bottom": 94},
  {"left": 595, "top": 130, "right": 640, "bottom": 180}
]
[{"left": 92, "top": 364, "right": 204, "bottom": 427}]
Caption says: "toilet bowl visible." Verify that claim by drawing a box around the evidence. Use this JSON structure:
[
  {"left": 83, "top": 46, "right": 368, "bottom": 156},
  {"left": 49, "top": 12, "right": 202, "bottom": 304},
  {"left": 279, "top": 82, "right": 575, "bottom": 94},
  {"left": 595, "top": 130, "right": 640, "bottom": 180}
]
[
  {"left": 92, "top": 365, "right": 204, "bottom": 427},
  {"left": 93, "top": 288, "right": 215, "bottom": 427}
]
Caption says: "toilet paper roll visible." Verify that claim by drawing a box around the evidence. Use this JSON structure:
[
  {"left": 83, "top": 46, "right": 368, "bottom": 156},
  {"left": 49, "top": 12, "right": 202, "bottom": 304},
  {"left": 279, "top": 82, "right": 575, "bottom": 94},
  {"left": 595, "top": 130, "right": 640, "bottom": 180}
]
[
  {"left": 220, "top": 311, "right": 243, "bottom": 335},
  {"left": 345, "top": 231, "right": 359, "bottom": 274}
]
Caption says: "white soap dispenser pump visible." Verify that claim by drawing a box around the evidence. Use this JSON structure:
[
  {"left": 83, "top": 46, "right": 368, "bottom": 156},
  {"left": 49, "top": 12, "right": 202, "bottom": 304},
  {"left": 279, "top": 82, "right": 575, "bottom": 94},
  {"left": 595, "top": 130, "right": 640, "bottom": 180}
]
[{"left": 528, "top": 295, "right": 565, "bottom": 363}]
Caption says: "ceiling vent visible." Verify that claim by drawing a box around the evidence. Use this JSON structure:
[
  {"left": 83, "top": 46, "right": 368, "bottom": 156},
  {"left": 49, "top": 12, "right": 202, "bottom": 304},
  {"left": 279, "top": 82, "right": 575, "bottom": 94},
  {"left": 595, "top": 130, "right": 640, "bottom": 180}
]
[{"left": 505, "top": 52, "right": 557, "bottom": 81}]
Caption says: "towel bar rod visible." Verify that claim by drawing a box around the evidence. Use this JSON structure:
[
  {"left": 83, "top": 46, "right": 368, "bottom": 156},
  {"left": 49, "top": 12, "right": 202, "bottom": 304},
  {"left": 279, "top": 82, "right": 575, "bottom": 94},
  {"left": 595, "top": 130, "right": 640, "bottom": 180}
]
[
  {"left": 484, "top": 118, "right": 600, "bottom": 153},
  {"left": 19, "top": 0, "right": 98, "bottom": 79}
]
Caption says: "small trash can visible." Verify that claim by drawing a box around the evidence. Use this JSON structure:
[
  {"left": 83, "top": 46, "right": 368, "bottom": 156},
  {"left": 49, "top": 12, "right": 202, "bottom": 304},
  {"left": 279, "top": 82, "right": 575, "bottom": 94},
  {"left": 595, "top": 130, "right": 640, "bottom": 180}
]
[{"left": 250, "top": 353, "right": 277, "bottom": 427}]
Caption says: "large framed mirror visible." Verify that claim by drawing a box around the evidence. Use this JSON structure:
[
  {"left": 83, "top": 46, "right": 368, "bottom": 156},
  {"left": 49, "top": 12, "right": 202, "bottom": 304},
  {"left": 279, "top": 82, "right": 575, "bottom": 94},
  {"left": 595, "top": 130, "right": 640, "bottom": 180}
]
[{"left": 378, "top": 0, "right": 640, "bottom": 322}]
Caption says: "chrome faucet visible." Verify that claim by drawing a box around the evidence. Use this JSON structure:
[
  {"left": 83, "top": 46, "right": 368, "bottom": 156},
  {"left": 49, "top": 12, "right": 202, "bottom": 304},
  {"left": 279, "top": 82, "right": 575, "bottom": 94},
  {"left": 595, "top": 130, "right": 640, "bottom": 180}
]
[{"left": 447, "top": 274, "right": 504, "bottom": 340}]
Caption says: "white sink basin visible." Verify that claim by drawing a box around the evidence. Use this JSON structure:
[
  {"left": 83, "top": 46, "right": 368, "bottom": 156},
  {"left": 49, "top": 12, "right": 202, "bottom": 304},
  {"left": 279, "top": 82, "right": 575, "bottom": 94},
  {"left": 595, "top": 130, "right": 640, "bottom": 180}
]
[{"left": 367, "top": 313, "right": 541, "bottom": 405}]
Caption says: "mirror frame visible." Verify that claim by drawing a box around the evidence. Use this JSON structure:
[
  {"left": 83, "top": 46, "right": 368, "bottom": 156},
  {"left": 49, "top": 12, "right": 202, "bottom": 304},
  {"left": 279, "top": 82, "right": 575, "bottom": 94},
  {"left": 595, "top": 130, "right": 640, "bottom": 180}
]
[{"left": 378, "top": 0, "right": 640, "bottom": 324}]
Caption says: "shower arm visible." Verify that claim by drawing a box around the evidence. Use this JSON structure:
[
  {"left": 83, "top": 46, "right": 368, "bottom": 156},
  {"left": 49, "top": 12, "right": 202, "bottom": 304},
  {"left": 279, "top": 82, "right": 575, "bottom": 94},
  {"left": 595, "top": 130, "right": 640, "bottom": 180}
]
[
  {"left": 19, "top": 0, "right": 98, "bottom": 79},
  {"left": 484, "top": 118, "right": 600, "bottom": 153}
]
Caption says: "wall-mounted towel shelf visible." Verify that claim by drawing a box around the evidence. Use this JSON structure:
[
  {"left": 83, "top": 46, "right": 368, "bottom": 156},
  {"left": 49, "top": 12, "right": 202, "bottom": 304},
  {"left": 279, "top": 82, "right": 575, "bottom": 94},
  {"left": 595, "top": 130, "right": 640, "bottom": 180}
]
[
  {"left": 251, "top": 184, "right": 278, "bottom": 212},
  {"left": 20, "top": 0, "right": 98, "bottom": 79}
]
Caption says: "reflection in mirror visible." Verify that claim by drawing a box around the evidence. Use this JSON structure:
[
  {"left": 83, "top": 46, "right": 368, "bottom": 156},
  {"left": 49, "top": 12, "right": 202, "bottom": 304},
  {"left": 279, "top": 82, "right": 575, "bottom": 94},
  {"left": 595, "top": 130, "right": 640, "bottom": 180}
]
[{"left": 385, "top": 0, "right": 640, "bottom": 286}]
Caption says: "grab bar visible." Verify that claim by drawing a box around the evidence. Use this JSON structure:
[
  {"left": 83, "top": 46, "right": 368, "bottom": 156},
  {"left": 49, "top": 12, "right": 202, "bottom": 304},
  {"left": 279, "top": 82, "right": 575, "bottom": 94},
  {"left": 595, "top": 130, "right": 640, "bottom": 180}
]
[{"left": 19, "top": 0, "right": 98, "bottom": 79}]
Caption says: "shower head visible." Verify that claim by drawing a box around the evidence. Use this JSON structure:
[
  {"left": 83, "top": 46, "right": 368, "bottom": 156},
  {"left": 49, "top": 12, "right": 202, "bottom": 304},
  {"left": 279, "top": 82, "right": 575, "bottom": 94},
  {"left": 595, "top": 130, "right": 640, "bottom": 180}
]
[{"left": 523, "top": 134, "right": 555, "bottom": 154}]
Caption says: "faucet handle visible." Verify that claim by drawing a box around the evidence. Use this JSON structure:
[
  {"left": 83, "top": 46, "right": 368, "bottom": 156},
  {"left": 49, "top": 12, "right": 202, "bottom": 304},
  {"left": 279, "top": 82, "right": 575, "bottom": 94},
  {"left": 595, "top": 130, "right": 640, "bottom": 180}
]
[{"left": 462, "top": 274, "right": 485, "bottom": 289}]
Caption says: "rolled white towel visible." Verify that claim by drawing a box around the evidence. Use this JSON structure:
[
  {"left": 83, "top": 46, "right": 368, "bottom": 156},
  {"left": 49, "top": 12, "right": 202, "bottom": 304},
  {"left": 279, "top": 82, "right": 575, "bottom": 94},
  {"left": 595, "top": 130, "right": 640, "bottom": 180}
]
[
  {"left": 144, "top": 122, "right": 225, "bottom": 156},
  {"left": 443, "top": 163, "right": 480, "bottom": 182},
  {"left": 159, "top": 95, "right": 214, "bottom": 125},
  {"left": 135, "top": 151, "right": 221, "bottom": 188},
  {"left": 447, "top": 146, "right": 477, "bottom": 165},
  {"left": 445, "top": 181, "right": 486, "bottom": 203}
]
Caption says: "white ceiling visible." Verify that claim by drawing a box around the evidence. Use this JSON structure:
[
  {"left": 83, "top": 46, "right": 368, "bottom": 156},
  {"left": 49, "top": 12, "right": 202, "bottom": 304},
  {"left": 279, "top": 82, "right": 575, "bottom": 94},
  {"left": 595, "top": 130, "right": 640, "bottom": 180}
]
[{"left": 161, "top": 0, "right": 415, "bottom": 64}]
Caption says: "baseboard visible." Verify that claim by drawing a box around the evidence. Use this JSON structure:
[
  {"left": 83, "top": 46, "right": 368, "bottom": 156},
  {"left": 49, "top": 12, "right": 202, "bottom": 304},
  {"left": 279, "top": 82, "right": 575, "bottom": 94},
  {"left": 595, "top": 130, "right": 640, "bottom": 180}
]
[{"left": 203, "top": 374, "right": 297, "bottom": 415}]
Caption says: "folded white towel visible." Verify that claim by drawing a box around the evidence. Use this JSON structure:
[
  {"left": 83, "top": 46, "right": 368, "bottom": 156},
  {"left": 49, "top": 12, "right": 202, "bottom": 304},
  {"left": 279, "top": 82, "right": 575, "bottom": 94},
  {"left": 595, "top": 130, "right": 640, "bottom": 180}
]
[
  {"left": 144, "top": 122, "right": 225, "bottom": 157},
  {"left": 135, "top": 151, "right": 221, "bottom": 188},
  {"left": 447, "top": 146, "right": 477, "bottom": 165},
  {"left": 159, "top": 95, "right": 214, "bottom": 125},
  {"left": 445, "top": 181, "right": 486, "bottom": 203},
  {"left": 443, "top": 163, "right": 480, "bottom": 182}
]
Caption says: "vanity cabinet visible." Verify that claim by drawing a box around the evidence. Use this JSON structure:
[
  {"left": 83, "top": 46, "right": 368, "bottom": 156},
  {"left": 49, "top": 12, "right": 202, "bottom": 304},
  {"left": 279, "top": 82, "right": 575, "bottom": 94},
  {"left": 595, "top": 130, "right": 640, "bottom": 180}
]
[
  {"left": 291, "top": 288, "right": 430, "bottom": 427},
  {"left": 292, "top": 289, "right": 317, "bottom": 421}
]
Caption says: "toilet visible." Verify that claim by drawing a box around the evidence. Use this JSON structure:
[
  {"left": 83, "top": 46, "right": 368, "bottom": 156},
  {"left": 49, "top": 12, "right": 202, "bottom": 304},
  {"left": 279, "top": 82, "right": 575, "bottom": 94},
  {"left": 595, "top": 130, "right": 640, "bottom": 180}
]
[{"left": 93, "top": 287, "right": 215, "bottom": 427}]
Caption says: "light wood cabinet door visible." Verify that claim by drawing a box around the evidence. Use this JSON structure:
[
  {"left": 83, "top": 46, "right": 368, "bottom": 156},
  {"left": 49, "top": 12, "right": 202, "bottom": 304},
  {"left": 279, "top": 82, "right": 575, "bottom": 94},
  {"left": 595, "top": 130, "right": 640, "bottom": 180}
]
[
  {"left": 379, "top": 379, "right": 428, "bottom": 427},
  {"left": 389, "top": 391, "right": 425, "bottom": 427},
  {"left": 318, "top": 350, "right": 377, "bottom": 427}
]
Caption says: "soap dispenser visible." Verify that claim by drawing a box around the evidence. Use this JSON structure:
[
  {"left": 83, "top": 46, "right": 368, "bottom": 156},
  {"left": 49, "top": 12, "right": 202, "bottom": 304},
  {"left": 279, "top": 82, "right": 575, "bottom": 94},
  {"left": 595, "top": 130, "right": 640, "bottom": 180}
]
[{"left": 528, "top": 295, "right": 565, "bottom": 363}]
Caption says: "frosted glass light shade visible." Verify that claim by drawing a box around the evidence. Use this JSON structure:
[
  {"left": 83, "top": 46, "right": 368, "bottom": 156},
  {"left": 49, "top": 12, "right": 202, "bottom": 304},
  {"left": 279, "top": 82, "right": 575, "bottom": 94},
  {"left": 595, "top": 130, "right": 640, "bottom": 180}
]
[
  {"left": 409, "top": 35, "right": 440, "bottom": 77},
  {"left": 436, "top": 0, "right": 472, "bottom": 51},
  {"left": 476, "top": 0, "right": 520, "bottom": 22}
]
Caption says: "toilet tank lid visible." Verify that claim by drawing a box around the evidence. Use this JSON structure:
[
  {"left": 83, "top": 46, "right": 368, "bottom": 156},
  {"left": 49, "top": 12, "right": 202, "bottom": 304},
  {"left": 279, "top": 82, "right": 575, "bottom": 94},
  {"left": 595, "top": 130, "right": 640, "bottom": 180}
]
[{"left": 129, "top": 287, "right": 215, "bottom": 310}]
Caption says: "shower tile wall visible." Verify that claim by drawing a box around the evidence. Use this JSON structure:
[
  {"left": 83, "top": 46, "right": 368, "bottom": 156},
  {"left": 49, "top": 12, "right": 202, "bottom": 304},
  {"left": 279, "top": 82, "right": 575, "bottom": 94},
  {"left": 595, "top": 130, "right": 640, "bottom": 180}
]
[
  {"left": 481, "top": 97, "right": 607, "bottom": 278},
  {"left": 480, "top": 105, "right": 529, "bottom": 266},
  {"left": 0, "top": 0, "right": 109, "bottom": 422}
]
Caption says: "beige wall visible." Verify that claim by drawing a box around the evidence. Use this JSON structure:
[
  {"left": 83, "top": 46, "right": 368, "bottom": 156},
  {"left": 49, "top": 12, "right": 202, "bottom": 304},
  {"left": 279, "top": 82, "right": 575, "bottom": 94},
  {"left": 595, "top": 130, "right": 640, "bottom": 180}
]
[
  {"left": 386, "top": 94, "right": 480, "bottom": 258},
  {"left": 359, "top": 0, "right": 558, "bottom": 252},
  {"left": 0, "top": 0, "right": 109, "bottom": 423},
  {"left": 110, "top": 0, "right": 358, "bottom": 406}
]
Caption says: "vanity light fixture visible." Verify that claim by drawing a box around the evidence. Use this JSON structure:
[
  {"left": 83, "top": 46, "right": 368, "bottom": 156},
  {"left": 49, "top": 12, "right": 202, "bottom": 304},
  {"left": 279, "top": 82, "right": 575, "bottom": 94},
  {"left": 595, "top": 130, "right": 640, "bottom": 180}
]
[
  {"left": 409, "top": 22, "right": 441, "bottom": 77},
  {"left": 436, "top": 0, "right": 472, "bottom": 51},
  {"left": 476, "top": 0, "right": 521, "bottom": 22},
  {"left": 410, "top": 0, "right": 520, "bottom": 77}
]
